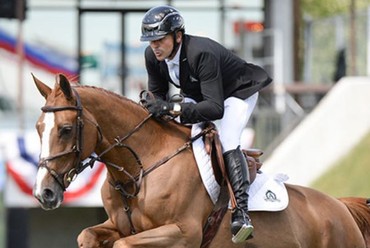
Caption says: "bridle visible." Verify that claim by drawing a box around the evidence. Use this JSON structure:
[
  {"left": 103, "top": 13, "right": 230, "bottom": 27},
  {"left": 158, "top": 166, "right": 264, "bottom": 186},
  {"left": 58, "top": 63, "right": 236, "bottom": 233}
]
[{"left": 38, "top": 88, "right": 102, "bottom": 191}]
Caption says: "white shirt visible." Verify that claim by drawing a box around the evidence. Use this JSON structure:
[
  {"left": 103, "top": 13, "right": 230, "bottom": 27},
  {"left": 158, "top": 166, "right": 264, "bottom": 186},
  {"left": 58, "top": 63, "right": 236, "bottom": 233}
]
[{"left": 165, "top": 43, "right": 182, "bottom": 86}]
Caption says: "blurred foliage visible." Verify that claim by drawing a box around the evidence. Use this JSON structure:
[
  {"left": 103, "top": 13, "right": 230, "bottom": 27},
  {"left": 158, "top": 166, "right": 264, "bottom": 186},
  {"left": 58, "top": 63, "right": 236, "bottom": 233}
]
[
  {"left": 302, "top": 0, "right": 370, "bottom": 18},
  {"left": 298, "top": 0, "right": 370, "bottom": 82}
]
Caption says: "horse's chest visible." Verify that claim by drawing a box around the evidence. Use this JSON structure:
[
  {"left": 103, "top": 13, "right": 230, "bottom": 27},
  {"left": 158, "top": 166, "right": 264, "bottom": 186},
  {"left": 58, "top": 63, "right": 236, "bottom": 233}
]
[
  {"left": 104, "top": 191, "right": 153, "bottom": 236},
  {"left": 103, "top": 178, "right": 179, "bottom": 235}
]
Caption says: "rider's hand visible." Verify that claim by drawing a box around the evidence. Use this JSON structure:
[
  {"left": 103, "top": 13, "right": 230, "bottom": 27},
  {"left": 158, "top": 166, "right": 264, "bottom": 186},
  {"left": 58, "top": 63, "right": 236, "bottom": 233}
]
[{"left": 146, "top": 99, "right": 174, "bottom": 118}]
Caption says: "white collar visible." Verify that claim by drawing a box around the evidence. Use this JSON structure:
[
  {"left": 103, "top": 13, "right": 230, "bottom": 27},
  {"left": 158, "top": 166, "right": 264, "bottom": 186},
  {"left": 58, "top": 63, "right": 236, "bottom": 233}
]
[{"left": 165, "top": 42, "right": 182, "bottom": 66}]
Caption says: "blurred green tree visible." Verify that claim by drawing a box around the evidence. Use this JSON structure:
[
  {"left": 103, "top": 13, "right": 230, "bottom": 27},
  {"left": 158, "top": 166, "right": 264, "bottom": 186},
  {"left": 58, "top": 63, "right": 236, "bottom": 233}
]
[{"left": 301, "top": 0, "right": 370, "bottom": 18}]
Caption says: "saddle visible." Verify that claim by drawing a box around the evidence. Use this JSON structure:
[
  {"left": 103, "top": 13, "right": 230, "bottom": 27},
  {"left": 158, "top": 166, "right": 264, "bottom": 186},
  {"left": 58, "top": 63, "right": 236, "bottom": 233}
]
[
  {"left": 202, "top": 123, "right": 263, "bottom": 184},
  {"left": 244, "top": 148, "right": 263, "bottom": 183}
]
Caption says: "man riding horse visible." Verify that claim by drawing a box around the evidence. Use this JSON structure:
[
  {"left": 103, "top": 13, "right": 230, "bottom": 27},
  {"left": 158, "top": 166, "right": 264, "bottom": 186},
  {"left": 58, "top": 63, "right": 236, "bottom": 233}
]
[{"left": 140, "top": 5, "right": 272, "bottom": 243}]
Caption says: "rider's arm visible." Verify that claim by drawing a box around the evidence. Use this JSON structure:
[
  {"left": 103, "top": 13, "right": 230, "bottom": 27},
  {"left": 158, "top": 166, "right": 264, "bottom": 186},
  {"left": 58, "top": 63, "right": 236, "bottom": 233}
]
[{"left": 180, "top": 52, "right": 224, "bottom": 124}]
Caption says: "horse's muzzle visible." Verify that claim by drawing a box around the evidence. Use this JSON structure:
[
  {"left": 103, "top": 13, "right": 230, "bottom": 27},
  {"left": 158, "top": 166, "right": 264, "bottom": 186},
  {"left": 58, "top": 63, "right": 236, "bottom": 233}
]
[{"left": 33, "top": 184, "right": 64, "bottom": 210}]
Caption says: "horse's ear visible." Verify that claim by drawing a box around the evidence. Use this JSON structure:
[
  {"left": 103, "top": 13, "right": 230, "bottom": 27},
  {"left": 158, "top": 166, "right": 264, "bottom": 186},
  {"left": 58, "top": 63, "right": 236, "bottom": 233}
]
[
  {"left": 57, "top": 74, "right": 73, "bottom": 100},
  {"left": 32, "top": 73, "right": 51, "bottom": 99}
]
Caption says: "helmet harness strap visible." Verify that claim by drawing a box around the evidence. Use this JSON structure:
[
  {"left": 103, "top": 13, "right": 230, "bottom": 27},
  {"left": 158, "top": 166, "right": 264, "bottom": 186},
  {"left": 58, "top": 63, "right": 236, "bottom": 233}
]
[{"left": 169, "top": 31, "right": 180, "bottom": 59}]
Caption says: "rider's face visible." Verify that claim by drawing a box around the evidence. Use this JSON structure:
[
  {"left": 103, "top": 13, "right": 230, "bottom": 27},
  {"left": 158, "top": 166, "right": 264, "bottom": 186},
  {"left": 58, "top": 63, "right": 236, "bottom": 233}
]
[
  {"left": 149, "top": 32, "right": 182, "bottom": 61},
  {"left": 149, "top": 34, "right": 174, "bottom": 61}
]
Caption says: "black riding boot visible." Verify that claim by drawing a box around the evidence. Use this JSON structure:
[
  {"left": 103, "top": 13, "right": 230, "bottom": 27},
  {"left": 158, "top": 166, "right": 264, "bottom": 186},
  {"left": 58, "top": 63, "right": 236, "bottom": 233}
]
[{"left": 223, "top": 146, "right": 254, "bottom": 243}]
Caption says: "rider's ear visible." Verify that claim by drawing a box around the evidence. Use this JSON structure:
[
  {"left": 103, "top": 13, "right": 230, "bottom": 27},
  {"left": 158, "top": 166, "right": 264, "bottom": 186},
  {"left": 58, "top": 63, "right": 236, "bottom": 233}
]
[
  {"left": 57, "top": 74, "right": 73, "bottom": 100},
  {"left": 176, "top": 31, "right": 182, "bottom": 43},
  {"left": 32, "top": 73, "right": 51, "bottom": 99}
]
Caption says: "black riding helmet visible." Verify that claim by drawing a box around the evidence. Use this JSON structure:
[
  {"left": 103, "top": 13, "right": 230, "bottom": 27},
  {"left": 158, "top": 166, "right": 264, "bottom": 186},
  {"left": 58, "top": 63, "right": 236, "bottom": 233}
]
[{"left": 140, "top": 5, "right": 185, "bottom": 42}]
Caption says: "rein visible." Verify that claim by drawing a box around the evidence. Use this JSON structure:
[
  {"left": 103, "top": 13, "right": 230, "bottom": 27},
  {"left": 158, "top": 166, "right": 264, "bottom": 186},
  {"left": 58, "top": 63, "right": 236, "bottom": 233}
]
[{"left": 141, "top": 125, "right": 214, "bottom": 178}]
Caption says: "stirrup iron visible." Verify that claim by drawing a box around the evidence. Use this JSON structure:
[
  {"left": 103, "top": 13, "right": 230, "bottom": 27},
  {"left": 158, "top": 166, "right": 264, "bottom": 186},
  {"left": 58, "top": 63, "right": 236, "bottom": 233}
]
[{"left": 231, "top": 223, "right": 254, "bottom": 243}]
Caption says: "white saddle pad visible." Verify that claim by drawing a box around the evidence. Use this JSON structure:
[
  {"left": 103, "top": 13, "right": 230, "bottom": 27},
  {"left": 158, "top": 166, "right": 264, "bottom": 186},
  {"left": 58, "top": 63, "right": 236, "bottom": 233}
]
[
  {"left": 191, "top": 124, "right": 289, "bottom": 212},
  {"left": 191, "top": 123, "right": 221, "bottom": 204},
  {"left": 248, "top": 172, "right": 289, "bottom": 211}
]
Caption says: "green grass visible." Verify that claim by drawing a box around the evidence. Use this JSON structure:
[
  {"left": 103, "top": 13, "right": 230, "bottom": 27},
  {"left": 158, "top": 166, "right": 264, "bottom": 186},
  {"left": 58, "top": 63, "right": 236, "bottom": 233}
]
[{"left": 311, "top": 130, "right": 370, "bottom": 198}]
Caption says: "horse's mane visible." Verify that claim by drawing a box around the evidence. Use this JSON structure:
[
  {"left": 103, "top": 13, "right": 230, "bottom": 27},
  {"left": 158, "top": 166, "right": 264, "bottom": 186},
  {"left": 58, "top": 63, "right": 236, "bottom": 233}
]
[
  {"left": 340, "top": 197, "right": 370, "bottom": 245},
  {"left": 73, "top": 84, "right": 141, "bottom": 108},
  {"left": 72, "top": 84, "right": 187, "bottom": 130}
]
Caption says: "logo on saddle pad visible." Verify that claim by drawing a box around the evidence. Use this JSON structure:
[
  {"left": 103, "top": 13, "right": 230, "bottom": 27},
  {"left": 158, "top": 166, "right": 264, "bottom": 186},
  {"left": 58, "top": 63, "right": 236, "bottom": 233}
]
[{"left": 264, "top": 190, "right": 281, "bottom": 202}]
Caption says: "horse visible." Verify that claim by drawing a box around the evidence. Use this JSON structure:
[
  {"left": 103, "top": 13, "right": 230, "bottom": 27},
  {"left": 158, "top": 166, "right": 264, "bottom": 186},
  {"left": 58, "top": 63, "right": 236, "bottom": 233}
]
[{"left": 32, "top": 73, "right": 370, "bottom": 248}]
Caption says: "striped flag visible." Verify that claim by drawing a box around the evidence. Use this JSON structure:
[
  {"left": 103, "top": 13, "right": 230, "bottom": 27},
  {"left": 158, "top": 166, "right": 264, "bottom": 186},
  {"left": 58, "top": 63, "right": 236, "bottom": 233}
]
[{"left": 1, "top": 130, "right": 105, "bottom": 207}]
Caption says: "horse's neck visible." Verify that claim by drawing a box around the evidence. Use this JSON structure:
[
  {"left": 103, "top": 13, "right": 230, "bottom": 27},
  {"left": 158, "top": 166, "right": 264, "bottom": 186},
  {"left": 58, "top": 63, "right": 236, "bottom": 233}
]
[
  {"left": 83, "top": 89, "right": 154, "bottom": 147},
  {"left": 80, "top": 87, "right": 190, "bottom": 174}
]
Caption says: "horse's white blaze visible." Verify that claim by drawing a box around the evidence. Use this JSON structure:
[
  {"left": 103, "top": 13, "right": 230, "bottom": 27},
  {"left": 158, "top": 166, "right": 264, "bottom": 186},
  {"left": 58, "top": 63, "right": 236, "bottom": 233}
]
[
  {"left": 34, "top": 167, "right": 49, "bottom": 197},
  {"left": 34, "top": 112, "right": 55, "bottom": 196},
  {"left": 40, "top": 112, "right": 54, "bottom": 158}
]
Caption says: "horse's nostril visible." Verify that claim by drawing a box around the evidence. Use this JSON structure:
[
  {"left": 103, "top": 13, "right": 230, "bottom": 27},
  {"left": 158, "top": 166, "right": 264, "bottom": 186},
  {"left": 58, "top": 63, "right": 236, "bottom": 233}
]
[{"left": 42, "top": 188, "right": 55, "bottom": 201}]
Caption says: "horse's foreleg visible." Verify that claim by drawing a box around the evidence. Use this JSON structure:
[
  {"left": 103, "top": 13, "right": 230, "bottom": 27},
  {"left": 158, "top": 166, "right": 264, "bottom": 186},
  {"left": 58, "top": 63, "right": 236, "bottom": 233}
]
[
  {"left": 78, "top": 219, "right": 121, "bottom": 248},
  {"left": 112, "top": 223, "right": 201, "bottom": 248}
]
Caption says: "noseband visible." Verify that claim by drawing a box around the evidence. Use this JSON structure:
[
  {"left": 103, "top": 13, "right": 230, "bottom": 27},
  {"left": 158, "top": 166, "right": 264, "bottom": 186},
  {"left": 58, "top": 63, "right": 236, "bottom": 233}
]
[{"left": 38, "top": 88, "right": 101, "bottom": 191}]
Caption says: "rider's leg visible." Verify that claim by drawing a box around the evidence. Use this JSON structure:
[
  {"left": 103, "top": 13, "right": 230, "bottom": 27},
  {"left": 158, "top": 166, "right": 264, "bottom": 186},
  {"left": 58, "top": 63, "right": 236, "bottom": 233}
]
[
  {"left": 223, "top": 147, "right": 253, "bottom": 242},
  {"left": 219, "top": 94, "right": 258, "bottom": 243}
]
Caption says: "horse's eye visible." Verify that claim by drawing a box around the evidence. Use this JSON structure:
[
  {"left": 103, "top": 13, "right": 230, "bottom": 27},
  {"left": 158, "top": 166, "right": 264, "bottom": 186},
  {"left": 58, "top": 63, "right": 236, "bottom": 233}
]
[{"left": 59, "top": 125, "right": 73, "bottom": 138}]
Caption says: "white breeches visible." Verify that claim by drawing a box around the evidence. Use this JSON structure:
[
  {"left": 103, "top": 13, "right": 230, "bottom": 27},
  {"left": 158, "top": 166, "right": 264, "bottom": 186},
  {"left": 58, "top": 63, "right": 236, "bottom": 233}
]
[
  {"left": 219, "top": 93, "right": 258, "bottom": 152},
  {"left": 185, "top": 92, "right": 258, "bottom": 153}
]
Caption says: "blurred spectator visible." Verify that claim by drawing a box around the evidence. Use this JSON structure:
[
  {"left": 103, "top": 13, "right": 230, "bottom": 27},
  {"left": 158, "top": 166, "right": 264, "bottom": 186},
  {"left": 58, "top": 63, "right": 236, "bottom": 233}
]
[{"left": 333, "top": 48, "right": 346, "bottom": 82}]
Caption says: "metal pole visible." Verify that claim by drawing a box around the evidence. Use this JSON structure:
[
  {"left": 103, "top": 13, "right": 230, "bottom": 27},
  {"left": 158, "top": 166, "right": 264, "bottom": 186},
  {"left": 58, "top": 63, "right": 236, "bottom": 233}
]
[
  {"left": 16, "top": 0, "right": 25, "bottom": 132},
  {"left": 219, "top": 0, "right": 225, "bottom": 44},
  {"left": 77, "top": 0, "right": 82, "bottom": 82},
  {"left": 367, "top": 6, "right": 370, "bottom": 76},
  {"left": 303, "top": 18, "right": 313, "bottom": 83},
  {"left": 121, "top": 12, "right": 126, "bottom": 95},
  {"left": 10, "top": 4, "right": 29, "bottom": 248},
  {"left": 349, "top": 0, "right": 357, "bottom": 75},
  {"left": 273, "top": 29, "right": 285, "bottom": 113}
]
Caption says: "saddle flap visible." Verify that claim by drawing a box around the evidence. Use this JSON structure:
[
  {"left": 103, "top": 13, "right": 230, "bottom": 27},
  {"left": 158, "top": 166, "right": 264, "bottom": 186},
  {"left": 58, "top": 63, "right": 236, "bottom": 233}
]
[
  {"left": 191, "top": 123, "right": 264, "bottom": 205},
  {"left": 202, "top": 124, "right": 263, "bottom": 184}
]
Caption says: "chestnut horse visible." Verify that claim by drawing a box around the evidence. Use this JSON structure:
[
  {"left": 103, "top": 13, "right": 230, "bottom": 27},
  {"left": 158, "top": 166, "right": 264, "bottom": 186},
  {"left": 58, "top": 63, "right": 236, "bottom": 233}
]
[{"left": 32, "top": 74, "right": 370, "bottom": 248}]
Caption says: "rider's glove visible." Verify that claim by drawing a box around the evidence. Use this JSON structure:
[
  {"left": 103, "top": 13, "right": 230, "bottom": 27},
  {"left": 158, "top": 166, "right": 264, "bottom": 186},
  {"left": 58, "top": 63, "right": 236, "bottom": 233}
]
[{"left": 146, "top": 99, "right": 181, "bottom": 119}]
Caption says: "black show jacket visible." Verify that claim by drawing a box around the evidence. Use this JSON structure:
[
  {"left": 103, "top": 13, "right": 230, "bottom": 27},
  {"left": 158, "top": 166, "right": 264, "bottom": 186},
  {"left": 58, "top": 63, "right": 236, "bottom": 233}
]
[{"left": 144, "top": 34, "right": 272, "bottom": 124}]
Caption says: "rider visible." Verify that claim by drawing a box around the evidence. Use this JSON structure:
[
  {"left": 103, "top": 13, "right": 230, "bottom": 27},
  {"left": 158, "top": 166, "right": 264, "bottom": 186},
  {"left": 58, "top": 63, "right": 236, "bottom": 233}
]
[{"left": 140, "top": 5, "right": 272, "bottom": 243}]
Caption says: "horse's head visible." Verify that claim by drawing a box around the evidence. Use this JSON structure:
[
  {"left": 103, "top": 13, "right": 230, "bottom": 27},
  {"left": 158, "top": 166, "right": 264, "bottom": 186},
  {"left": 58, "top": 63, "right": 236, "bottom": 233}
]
[{"left": 32, "top": 74, "right": 100, "bottom": 210}]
